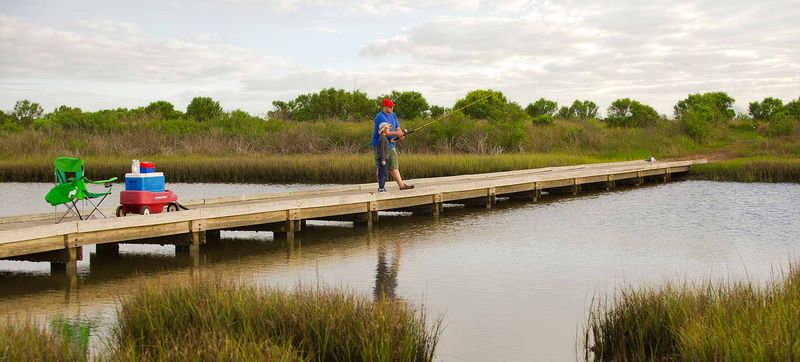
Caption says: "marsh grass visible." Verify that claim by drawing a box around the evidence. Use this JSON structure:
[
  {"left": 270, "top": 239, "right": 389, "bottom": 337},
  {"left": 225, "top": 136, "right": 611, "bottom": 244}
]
[
  {"left": 0, "top": 153, "right": 607, "bottom": 184},
  {"left": 0, "top": 319, "right": 87, "bottom": 362},
  {"left": 108, "top": 280, "right": 442, "bottom": 361},
  {"left": 692, "top": 157, "right": 800, "bottom": 183},
  {"left": 584, "top": 267, "right": 800, "bottom": 361}
]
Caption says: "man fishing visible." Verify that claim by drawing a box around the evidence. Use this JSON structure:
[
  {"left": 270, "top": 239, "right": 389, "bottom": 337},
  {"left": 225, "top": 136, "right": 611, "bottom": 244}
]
[{"left": 372, "top": 98, "right": 414, "bottom": 190}]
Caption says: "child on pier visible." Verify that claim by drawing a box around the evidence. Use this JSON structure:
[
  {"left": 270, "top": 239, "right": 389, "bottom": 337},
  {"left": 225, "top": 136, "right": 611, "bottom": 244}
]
[{"left": 376, "top": 122, "right": 391, "bottom": 192}]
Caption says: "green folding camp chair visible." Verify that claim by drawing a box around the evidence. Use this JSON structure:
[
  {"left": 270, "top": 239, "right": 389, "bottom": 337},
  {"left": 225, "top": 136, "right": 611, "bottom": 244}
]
[{"left": 44, "top": 157, "right": 118, "bottom": 223}]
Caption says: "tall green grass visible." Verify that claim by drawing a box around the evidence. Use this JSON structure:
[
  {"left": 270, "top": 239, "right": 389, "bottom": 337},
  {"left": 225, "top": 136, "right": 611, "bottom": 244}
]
[
  {"left": 693, "top": 157, "right": 800, "bottom": 183},
  {"left": 0, "top": 153, "right": 607, "bottom": 184},
  {"left": 108, "top": 280, "right": 441, "bottom": 361},
  {"left": 1, "top": 281, "right": 441, "bottom": 361},
  {"left": 0, "top": 319, "right": 86, "bottom": 361},
  {"left": 584, "top": 267, "right": 800, "bottom": 360}
]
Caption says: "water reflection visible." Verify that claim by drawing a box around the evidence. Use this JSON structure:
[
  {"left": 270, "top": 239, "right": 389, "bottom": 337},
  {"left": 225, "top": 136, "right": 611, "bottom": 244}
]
[
  {"left": 374, "top": 240, "right": 402, "bottom": 301},
  {"left": 1, "top": 181, "right": 799, "bottom": 360}
]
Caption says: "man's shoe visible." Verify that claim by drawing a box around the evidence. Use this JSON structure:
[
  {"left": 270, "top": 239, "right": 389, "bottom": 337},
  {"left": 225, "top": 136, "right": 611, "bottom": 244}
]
[
  {"left": 399, "top": 184, "right": 415, "bottom": 190},
  {"left": 378, "top": 188, "right": 387, "bottom": 192}
]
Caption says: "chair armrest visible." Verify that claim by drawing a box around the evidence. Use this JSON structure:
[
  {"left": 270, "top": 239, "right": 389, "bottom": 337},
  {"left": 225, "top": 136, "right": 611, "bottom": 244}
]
[{"left": 84, "top": 176, "right": 118, "bottom": 184}]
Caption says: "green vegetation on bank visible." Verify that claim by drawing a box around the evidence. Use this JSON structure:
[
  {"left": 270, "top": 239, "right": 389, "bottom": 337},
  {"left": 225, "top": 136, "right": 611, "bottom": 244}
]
[
  {"left": 0, "top": 153, "right": 608, "bottom": 184},
  {"left": 0, "top": 89, "right": 798, "bottom": 183},
  {"left": 0, "top": 281, "right": 441, "bottom": 361},
  {"left": 584, "top": 266, "right": 800, "bottom": 360}
]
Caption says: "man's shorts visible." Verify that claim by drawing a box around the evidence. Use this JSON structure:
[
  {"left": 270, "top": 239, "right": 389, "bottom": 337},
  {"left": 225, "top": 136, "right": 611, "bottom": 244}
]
[{"left": 374, "top": 147, "right": 399, "bottom": 171}]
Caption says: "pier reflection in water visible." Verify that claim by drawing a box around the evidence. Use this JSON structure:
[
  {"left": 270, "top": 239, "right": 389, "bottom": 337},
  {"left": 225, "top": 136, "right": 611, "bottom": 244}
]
[{"left": 1, "top": 181, "right": 799, "bottom": 360}]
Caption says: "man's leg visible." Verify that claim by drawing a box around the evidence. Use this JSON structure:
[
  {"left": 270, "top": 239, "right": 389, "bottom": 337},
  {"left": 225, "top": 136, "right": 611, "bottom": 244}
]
[{"left": 390, "top": 168, "right": 405, "bottom": 188}]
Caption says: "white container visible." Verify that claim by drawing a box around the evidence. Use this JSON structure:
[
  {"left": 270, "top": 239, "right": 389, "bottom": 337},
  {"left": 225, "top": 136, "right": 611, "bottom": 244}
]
[{"left": 131, "top": 159, "right": 140, "bottom": 174}]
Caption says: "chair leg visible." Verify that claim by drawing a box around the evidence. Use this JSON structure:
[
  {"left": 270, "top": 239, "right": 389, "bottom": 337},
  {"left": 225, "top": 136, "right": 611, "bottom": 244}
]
[
  {"left": 56, "top": 201, "right": 83, "bottom": 223},
  {"left": 85, "top": 194, "right": 109, "bottom": 219}
]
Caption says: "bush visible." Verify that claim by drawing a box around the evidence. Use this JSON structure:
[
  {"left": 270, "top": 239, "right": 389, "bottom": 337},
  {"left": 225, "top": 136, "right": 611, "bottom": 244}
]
[
  {"left": 605, "top": 98, "right": 659, "bottom": 127},
  {"left": 269, "top": 88, "right": 376, "bottom": 121},
  {"left": 453, "top": 89, "right": 528, "bottom": 122},
  {"left": 186, "top": 96, "right": 223, "bottom": 122},
  {"left": 532, "top": 114, "right": 555, "bottom": 125},
  {"left": 12, "top": 99, "right": 44, "bottom": 127},
  {"left": 145, "top": 100, "right": 183, "bottom": 120},
  {"left": 748, "top": 97, "right": 784, "bottom": 121},
  {"left": 525, "top": 98, "right": 558, "bottom": 117},
  {"left": 769, "top": 114, "right": 798, "bottom": 137},
  {"left": 674, "top": 92, "right": 735, "bottom": 121},
  {"left": 681, "top": 108, "right": 713, "bottom": 142}
]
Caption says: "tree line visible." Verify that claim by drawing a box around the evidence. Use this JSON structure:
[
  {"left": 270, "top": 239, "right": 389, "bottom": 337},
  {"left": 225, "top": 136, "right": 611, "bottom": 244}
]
[{"left": 2, "top": 89, "right": 799, "bottom": 142}]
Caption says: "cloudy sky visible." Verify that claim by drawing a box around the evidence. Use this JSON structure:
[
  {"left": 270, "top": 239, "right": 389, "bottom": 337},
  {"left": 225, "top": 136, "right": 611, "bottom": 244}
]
[{"left": 1, "top": 0, "right": 799, "bottom": 116}]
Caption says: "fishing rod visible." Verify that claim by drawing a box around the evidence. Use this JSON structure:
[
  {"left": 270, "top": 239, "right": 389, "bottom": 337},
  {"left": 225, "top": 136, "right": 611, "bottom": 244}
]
[{"left": 403, "top": 94, "right": 495, "bottom": 136}]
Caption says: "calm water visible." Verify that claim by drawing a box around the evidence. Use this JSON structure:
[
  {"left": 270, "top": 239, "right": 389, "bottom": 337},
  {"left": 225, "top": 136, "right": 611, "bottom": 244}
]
[{"left": 1, "top": 180, "right": 799, "bottom": 360}]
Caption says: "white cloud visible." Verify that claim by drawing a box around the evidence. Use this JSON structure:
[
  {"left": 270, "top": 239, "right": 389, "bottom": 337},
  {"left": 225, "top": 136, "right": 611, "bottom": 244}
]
[{"left": 1, "top": 0, "right": 799, "bottom": 116}]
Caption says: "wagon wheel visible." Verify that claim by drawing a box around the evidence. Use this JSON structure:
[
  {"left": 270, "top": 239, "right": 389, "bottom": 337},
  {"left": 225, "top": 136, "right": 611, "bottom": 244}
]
[
  {"left": 116, "top": 206, "right": 126, "bottom": 217},
  {"left": 141, "top": 206, "right": 151, "bottom": 215},
  {"left": 166, "top": 203, "right": 179, "bottom": 212}
]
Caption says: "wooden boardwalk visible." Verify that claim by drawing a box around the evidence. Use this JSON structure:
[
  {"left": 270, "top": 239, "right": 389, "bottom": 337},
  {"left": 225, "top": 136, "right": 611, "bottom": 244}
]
[{"left": 0, "top": 159, "right": 705, "bottom": 271}]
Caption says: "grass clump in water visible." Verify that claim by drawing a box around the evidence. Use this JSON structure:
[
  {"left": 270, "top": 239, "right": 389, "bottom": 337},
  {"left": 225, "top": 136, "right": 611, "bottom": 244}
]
[
  {"left": 692, "top": 157, "right": 800, "bottom": 183},
  {"left": 0, "top": 319, "right": 87, "bottom": 361},
  {"left": 108, "top": 279, "right": 442, "bottom": 361},
  {"left": 584, "top": 267, "right": 800, "bottom": 360}
]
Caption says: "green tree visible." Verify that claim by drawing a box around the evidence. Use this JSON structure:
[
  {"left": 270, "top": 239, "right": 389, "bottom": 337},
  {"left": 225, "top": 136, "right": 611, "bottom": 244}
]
[
  {"left": 556, "top": 106, "right": 570, "bottom": 119},
  {"left": 568, "top": 100, "right": 598, "bottom": 120},
  {"left": 674, "top": 92, "right": 735, "bottom": 121},
  {"left": 680, "top": 104, "right": 716, "bottom": 142},
  {"left": 748, "top": 97, "right": 784, "bottom": 120},
  {"left": 429, "top": 105, "right": 448, "bottom": 118},
  {"left": 525, "top": 98, "right": 558, "bottom": 117},
  {"left": 768, "top": 113, "right": 798, "bottom": 137},
  {"left": 46, "top": 105, "right": 83, "bottom": 128},
  {"left": 605, "top": 98, "right": 659, "bottom": 127},
  {"left": 145, "top": 100, "right": 182, "bottom": 120},
  {"left": 12, "top": 99, "right": 44, "bottom": 127},
  {"left": 784, "top": 99, "right": 800, "bottom": 120},
  {"left": 186, "top": 97, "right": 223, "bottom": 122},
  {"left": 376, "top": 91, "right": 429, "bottom": 119},
  {"left": 270, "top": 88, "right": 375, "bottom": 121},
  {"left": 453, "top": 89, "right": 527, "bottom": 121}
]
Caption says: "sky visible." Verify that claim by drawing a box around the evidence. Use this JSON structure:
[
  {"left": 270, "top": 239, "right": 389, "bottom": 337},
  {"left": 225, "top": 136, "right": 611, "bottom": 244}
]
[{"left": 1, "top": 0, "right": 799, "bottom": 116}]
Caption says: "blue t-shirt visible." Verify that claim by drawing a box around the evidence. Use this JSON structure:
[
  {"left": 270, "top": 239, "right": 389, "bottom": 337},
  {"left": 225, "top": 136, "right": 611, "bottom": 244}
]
[{"left": 371, "top": 111, "right": 400, "bottom": 149}]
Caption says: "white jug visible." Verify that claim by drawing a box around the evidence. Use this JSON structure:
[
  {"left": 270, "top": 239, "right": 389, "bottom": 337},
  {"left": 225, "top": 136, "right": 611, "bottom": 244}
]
[{"left": 131, "top": 159, "right": 140, "bottom": 174}]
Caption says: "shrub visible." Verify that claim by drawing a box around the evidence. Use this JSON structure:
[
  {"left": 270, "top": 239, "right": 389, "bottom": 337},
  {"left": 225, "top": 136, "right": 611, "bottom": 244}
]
[
  {"left": 532, "top": 114, "right": 555, "bottom": 125},
  {"left": 768, "top": 113, "right": 798, "bottom": 137},
  {"left": 525, "top": 98, "right": 558, "bottom": 117},
  {"left": 748, "top": 97, "right": 784, "bottom": 120},
  {"left": 186, "top": 96, "right": 223, "bottom": 122},
  {"left": 453, "top": 89, "right": 528, "bottom": 122},
  {"left": 605, "top": 98, "right": 659, "bottom": 127},
  {"left": 674, "top": 92, "right": 735, "bottom": 121},
  {"left": 12, "top": 99, "right": 44, "bottom": 127},
  {"left": 681, "top": 108, "right": 713, "bottom": 142}
]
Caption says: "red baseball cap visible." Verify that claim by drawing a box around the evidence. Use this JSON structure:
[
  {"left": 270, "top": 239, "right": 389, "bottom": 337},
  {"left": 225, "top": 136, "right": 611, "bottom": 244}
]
[{"left": 381, "top": 98, "right": 394, "bottom": 108}]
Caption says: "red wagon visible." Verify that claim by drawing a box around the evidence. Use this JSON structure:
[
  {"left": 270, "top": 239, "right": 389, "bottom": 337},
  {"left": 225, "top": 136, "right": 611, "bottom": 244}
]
[{"left": 116, "top": 190, "right": 179, "bottom": 216}]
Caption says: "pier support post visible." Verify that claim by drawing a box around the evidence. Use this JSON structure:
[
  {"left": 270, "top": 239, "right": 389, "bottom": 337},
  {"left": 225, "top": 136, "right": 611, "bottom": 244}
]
[
  {"left": 605, "top": 177, "right": 615, "bottom": 190},
  {"left": 51, "top": 246, "right": 80, "bottom": 293},
  {"left": 663, "top": 168, "right": 671, "bottom": 183},
  {"left": 275, "top": 219, "right": 301, "bottom": 243},
  {"left": 571, "top": 179, "right": 581, "bottom": 195},
  {"left": 486, "top": 187, "right": 496, "bottom": 209},
  {"left": 635, "top": 171, "right": 644, "bottom": 186}
]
